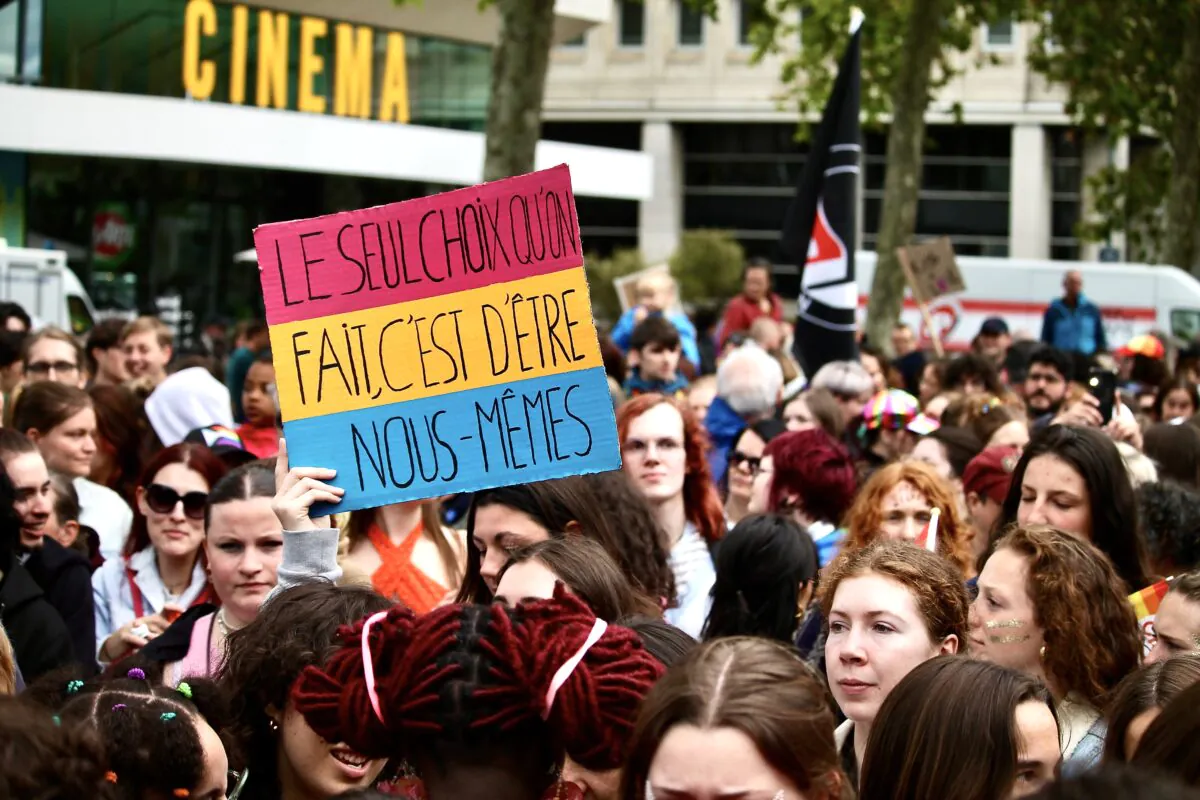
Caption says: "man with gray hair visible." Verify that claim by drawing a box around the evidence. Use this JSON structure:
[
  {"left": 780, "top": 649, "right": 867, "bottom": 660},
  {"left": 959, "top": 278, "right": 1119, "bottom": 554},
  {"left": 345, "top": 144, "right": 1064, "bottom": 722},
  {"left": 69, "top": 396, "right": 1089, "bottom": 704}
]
[
  {"left": 810, "top": 359, "right": 875, "bottom": 431},
  {"left": 704, "top": 343, "right": 784, "bottom": 484}
]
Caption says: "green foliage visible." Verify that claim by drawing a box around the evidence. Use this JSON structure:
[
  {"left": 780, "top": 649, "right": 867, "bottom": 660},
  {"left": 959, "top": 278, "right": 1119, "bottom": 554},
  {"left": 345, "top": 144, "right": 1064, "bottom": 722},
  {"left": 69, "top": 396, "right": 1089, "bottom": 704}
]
[
  {"left": 1078, "top": 146, "right": 1174, "bottom": 262},
  {"left": 1030, "top": 1, "right": 1185, "bottom": 138},
  {"left": 751, "top": 0, "right": 1033, "bottom": 136},
  {"left": 585, "top": 248, "right": 646, "bottom": 325},
  {"left": 669, "top": 230, "right": 746, "bottom": 305}
]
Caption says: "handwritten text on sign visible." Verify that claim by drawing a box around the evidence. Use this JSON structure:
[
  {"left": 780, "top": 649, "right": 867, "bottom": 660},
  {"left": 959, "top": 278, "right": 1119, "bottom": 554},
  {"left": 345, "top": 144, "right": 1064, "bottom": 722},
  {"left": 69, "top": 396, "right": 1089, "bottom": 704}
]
[{"left": 254, "top": 165, "right": 620, "bottom": 513}]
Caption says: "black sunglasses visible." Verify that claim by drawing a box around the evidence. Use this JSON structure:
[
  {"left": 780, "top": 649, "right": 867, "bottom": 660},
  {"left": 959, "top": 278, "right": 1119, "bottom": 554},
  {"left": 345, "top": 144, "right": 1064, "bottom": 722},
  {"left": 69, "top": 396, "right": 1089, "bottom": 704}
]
[
  {"left": 145, "top": 483, "right": 209, "bottom": 520},
  {"left": 728, "top": 450, "right": 762, "bottom": 474}
]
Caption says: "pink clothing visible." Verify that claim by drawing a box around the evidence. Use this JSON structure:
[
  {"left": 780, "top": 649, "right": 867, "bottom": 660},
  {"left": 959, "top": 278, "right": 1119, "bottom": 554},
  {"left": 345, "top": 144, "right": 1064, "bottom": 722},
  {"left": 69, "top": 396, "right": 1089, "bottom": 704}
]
[{"left": 171, "top": 612, "right": 222, "bottom": 681}]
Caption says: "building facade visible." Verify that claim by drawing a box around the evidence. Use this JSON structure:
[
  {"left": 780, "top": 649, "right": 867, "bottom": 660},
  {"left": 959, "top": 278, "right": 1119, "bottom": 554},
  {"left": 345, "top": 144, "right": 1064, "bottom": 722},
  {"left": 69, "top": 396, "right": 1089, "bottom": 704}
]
[
  {"left": 543, "top": 0, "right": 1128, "bottom": 271},
  {"left": 0, "top": 0, "right": 640, "bottom": 320}
]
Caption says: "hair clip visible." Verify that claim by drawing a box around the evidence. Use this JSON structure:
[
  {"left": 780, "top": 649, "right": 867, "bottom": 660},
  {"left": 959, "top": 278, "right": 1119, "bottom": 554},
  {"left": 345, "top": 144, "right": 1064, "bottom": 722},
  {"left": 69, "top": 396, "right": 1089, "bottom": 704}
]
[
  {"left": 111, "top": 704, "right": 127, "bottom": 712},
  {"left": 173, "top": 789, "right": 190, "bottom": 798},
  {"left": 52, "top": 715, "right": 61, "bottom": 726},
  {"left": 105, "top": 771, "right": 118, "bottom": 784},
  {"left": 126, "top": 668, "right": 146, "bottom": 681},
  {"left": 160, "top": 712, "right": 177, "bottom": 722},
  {"left": 66, "top": 680, "right": 83, "bottom": 694},
  {"left": 176, "top": 682, "right": 193, "bottom": 699}
]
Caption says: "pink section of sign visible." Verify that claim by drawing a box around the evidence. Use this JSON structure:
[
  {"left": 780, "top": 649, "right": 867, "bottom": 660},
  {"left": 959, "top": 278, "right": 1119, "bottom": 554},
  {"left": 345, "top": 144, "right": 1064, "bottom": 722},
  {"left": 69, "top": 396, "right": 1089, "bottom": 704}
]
[{"left": 254, "top": 164, "right": 581, "bottom": 325}]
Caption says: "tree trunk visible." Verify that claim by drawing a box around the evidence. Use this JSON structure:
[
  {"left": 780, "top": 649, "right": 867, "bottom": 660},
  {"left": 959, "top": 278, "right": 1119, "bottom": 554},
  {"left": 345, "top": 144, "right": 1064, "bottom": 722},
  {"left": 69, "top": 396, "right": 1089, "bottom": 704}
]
[
  {"left": 482, "top": 0, "right": 557, "bottom": 182},
  {"left": 863, "top": 0, "right": 945, "bottom": 354},
  {"left": 1163, "top": 4, "right": 1200, "bottom": 273}
]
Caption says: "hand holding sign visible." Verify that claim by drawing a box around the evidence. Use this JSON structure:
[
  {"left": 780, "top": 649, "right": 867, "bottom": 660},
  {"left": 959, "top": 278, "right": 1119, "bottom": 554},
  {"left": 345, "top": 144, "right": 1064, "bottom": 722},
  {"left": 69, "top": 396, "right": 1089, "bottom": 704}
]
[{"left": 272, "top": 438, "right": 342, "bottom": 531}]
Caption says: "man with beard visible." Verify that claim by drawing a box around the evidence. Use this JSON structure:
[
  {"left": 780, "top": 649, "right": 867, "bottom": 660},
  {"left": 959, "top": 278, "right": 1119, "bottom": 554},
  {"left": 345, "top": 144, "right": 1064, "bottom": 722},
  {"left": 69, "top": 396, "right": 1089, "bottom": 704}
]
[
  {"left": 1023, "top": 346, "right": 1072, "bottom": 430},
  {"left": 0, "top": 430, "right": 92, "bottom": 673}
]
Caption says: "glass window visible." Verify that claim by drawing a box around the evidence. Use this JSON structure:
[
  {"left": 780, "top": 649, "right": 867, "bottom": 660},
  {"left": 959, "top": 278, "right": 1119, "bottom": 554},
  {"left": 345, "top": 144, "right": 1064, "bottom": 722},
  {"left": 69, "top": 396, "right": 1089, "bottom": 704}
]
[
  {"left": 678, "top": 2, "right": 703, "bottom": 47},
  {"left": 619, "top": 0, "right": 644, "bottom": 47},
  {"left": 0, "top": 0, "right": 19, "bottom": 79},
  {"left": 560, "top": 32, "right": 586, "bottom": 48},
  {"left": 1173, "top": 309, "right": 1200, "bottom": 344},
  {"left": 983, "top": 19, "right": 1015, "bottom": 49},
  {"left": 738, "top": 0, "right": 768, "bottom": 46}
]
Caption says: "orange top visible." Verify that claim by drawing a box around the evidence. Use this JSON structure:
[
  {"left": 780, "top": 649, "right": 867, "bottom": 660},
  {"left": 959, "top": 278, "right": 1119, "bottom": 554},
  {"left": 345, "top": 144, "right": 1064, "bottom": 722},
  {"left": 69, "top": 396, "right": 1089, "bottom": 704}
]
[{"left": 366, "top": 522, "right": 448, "bottom": 614}]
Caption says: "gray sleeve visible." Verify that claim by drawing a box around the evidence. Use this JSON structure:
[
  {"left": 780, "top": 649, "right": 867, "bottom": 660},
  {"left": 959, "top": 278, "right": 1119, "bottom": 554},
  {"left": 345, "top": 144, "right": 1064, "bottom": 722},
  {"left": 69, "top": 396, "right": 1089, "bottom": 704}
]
[{"left": 266, "top": 528, "right": 343, "bottom": 603}]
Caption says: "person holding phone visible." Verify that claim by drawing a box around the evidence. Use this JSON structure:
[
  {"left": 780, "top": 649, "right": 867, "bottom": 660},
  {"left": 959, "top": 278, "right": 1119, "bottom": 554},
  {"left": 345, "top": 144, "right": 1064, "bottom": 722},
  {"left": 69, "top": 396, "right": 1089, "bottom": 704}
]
[
  {"left": 1051, "top": 369, "right": 1144, "bottom": 451},
  {"left": 92, "top": 443, "right": 229, "bottom": 664}
]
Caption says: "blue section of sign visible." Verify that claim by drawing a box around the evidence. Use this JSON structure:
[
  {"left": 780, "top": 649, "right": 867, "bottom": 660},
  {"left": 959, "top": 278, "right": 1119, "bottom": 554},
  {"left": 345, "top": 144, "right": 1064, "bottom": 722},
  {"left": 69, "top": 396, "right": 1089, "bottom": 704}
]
[{"left": 283, "top": 366, "right": 621, "bottom": 515}]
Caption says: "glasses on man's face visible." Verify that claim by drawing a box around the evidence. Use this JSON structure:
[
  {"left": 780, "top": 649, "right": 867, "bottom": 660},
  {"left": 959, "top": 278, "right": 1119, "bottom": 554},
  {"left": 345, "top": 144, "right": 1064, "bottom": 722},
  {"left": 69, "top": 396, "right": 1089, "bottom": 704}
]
[{"left": 27, "top": 360, "right": 79, "bottom": 377}]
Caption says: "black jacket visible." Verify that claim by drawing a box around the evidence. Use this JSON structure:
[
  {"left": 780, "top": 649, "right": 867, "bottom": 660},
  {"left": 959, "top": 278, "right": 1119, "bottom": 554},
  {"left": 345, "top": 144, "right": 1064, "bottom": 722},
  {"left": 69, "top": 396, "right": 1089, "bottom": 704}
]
[
  {"left": 23, "top": 539, "right": 97, "bottom": 674},
  {"left": 0, "top": 562, "right": 74, "bottom": 683}
]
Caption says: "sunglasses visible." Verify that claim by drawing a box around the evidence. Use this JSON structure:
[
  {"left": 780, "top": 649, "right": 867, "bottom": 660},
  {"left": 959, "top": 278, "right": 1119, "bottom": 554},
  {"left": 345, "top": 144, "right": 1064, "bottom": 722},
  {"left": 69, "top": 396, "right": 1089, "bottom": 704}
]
[
  {"left": 728, "top": 450, "right": 762, "bottom": 474},
  {"left": 145, "top": 483, "right": 209, "bottom": 520}
]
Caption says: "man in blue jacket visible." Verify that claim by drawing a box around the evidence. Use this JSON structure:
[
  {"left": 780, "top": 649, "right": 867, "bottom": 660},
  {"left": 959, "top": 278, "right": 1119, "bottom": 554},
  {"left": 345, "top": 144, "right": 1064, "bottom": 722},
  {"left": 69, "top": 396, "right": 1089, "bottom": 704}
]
[{"left": 1041, "top": 270, "right": 1107, "bottom": 355}]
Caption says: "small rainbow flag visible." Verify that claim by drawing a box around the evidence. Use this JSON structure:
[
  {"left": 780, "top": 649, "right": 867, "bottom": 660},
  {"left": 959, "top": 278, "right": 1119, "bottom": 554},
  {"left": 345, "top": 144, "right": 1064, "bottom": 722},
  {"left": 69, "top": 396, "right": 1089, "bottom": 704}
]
[{"left": 1129, "top": 580, "right": 1170, "bottom": 622}]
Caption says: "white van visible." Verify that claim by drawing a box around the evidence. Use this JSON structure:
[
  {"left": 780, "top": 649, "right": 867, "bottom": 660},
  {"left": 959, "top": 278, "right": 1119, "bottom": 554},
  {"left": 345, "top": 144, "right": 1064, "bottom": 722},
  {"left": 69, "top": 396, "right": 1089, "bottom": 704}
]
[
  {"left": 0, "top": 241, "right": 97, "bottom": 335},
  {"left": 854, "top": 253, "right": 1200, "bottom": 352}
]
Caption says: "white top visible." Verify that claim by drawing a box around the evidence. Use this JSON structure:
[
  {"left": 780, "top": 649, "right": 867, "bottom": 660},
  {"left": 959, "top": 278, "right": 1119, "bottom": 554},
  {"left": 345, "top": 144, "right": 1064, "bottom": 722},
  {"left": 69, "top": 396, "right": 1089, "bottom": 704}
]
[
  {"left": 73, "top": 477, "right": 133, "bottom": 562},
  {"left": 664, "top": 522, "right": 716, "bottom": 639},
  {"left": 91, "top": 545, "right": 208, "bottom": 656}
]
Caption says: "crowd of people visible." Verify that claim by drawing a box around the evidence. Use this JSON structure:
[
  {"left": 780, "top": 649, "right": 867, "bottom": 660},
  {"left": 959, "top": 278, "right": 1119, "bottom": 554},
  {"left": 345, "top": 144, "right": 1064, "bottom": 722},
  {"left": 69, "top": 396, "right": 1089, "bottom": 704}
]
[{"left": 1, "top": 261, "right": 1200, "bottom": 800}]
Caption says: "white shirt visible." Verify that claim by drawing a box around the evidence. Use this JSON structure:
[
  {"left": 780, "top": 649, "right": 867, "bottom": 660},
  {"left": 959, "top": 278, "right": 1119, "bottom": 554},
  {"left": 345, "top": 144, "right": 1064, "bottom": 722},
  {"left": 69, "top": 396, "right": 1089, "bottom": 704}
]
[
  {"left": 664, "top": 522, "right": 716, "bottom": 639},
  {"left": 92, "top": 545, "right": 208, "bottom": 656},
  {"left": 74, "top": 477, "right": 133, "bottom": 562}
]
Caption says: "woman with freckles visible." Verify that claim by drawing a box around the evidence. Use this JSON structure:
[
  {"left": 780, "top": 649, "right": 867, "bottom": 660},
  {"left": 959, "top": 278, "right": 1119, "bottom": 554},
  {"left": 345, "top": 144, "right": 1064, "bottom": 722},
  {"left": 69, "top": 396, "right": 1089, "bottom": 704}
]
[
  {"left": 820, "top": 540, "right": 970, "bottom": 788},
  {"left": 970, "top": 525, "right": 1141, "bottom": 768}
]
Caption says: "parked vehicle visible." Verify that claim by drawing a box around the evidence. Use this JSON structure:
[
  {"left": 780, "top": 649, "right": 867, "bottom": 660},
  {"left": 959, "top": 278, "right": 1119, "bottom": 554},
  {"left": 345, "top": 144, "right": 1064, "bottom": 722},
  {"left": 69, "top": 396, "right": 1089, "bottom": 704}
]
[{"left": 0, "top": 240, "right": 96, "bottom": 334}]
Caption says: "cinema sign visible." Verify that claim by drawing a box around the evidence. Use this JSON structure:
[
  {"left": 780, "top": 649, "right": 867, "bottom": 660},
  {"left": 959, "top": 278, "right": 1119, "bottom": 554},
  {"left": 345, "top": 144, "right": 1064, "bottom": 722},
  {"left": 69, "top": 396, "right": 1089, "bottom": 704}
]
[{"left": 181, "top": 0, "right": 410, "bottom": 123}]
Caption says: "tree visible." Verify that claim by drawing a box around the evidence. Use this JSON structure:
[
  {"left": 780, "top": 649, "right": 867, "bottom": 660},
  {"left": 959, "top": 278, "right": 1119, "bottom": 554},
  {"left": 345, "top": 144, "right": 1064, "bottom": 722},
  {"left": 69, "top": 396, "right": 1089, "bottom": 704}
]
[
  {"left": 1031, "top": 1, "right": 1200, "bottom": 270},
  {"left": 751, "top": 0, "right": 1030, "bottom": 352},
  {"left": 670, "top": 230, "right": 745, "bottom": 306}
]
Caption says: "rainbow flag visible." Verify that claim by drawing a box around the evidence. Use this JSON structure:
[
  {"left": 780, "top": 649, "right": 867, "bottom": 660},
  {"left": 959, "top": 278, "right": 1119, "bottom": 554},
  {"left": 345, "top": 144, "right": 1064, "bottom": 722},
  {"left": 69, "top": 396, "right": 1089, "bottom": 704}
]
[{"left": 1129, "top": 579, "right": 1171, "bottom": 655}]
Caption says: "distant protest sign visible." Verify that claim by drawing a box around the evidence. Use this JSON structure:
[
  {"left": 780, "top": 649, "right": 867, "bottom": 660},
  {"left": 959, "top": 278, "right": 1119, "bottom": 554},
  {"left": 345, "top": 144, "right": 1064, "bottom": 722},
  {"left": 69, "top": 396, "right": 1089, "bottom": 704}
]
[
  {"left": 899, "top": 236, "right": 965, "bottom": 302},
  {"left": 254, "top": 165, "right": 621, "bottom": 513}
]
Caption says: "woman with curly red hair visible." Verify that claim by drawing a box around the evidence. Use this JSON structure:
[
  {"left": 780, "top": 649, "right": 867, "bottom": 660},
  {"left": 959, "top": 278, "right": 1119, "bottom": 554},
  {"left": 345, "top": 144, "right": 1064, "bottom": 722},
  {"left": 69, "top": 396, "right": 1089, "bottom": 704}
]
[
  {"left": 970, "top": 525, "right": 1142, "bottom": 768},
  {"left": 617, "top": 393, "right": 724, "bottom": 638},
  {"left": 292, "top": 590, "right": 664, "bottom": 800},
  {"left": 747, "top": 428, "right": 857, "bottom": 567},
  {"left": 841, "top": 460, "right": 974, "bottom": 577}
]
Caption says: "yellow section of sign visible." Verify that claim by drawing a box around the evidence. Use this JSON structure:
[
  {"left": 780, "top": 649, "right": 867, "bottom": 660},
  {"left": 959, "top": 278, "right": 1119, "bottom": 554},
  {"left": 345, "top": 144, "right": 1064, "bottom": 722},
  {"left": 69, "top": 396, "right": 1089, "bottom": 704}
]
[{"left": 269, "top": 266, "right": 601, "bottom": 421}]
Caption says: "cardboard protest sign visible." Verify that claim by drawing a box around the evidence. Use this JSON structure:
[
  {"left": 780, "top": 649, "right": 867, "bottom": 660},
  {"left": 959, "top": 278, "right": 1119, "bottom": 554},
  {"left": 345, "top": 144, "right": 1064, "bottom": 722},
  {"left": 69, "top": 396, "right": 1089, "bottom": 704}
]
[
  {"left": 901, "top": 237, "right": 964, "bottom": 302},
  {"left": 613, "top": 263, "right": 671, "bottom": 313},
  {"left": 254, "top": 165, "right": 621, "bottom": 513}
]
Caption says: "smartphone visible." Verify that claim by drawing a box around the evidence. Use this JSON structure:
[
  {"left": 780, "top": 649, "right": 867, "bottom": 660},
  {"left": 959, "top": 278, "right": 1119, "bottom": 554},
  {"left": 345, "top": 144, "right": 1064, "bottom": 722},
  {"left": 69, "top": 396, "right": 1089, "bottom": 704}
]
[{"left": 1087, "top": 367, "right": 1118, "bottom": 425}]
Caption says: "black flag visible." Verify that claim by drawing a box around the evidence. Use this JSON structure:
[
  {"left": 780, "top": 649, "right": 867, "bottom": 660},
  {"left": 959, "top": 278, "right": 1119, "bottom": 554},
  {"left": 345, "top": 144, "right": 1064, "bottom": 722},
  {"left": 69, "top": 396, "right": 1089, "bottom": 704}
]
[{"left": 780, "top": 15, "right": 862, "bottom": 377}]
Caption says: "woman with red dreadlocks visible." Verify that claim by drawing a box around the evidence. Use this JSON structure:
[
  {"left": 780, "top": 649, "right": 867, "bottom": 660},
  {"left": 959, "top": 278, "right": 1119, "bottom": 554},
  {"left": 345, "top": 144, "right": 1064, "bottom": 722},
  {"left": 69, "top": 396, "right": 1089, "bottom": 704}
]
[{"left": 291, "top": 589, "right": 665, "bottom": 800}]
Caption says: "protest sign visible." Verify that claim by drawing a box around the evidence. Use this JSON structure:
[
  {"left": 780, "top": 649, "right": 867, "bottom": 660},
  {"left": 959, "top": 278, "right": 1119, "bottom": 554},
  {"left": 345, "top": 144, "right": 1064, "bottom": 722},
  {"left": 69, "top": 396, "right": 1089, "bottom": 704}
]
[
  {"left": 903, "top": 236, "right": 964, "bottom": 302},
  {"left": 254, "top": 165, "right": 621, "bottom": 513}
]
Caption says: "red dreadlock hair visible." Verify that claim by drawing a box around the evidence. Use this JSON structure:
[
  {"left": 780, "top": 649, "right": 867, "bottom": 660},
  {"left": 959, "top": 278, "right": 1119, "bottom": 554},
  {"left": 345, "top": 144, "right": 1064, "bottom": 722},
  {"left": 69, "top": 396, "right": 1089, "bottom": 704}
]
[{"left": 292, "top": 590, "right": 664, "bottom": 778}]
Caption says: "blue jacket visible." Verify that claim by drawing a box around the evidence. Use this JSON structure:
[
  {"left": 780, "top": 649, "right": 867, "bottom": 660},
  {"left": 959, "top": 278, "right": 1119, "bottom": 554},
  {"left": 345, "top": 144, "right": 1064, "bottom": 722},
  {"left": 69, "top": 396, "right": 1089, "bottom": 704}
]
[
  {"left": 624, "top": 368, "right": 689, "bottom": 398},
  {"left": 1041, "top": 295, "right": 1107, "bottom": 355},
  {"left": 704, "top": 395, "right": 747, "bottom": 486},
  {"left": 612, "top": 308, "right": 701, "bottom": 367}
]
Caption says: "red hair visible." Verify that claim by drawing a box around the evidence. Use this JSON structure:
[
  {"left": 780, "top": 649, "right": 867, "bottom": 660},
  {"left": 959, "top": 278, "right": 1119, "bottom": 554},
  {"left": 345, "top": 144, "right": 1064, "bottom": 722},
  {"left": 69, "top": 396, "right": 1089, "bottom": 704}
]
[
  {"left": 616, "top": 393, "right": 725, "bottom": 544},
  {"left": 765, "top": 429, "right": 857, "bottom": 525},
  {"left": 122, "top": 443, "right": 230, "bottom": 559},
  {"left": 292, "top": 591, "right": 664, "bottom": 773}
]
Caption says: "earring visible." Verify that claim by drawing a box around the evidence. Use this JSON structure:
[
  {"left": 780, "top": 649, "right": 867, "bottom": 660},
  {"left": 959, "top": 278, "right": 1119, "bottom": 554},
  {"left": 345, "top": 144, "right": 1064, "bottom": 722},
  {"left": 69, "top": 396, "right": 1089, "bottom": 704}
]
[
  {"left": 1039, "top": 645, "right": 1046, "bottom": 659},
  {"left": 267, "top": 718, "right": 279, "bottom": 732}
]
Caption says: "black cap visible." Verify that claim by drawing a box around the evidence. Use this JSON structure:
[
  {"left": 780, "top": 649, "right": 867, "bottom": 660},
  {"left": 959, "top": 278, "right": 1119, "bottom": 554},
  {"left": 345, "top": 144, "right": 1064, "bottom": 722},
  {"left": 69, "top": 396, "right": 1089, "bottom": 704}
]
[{"left": 979, "top": 317, "right": 1009, "bottom": 337}]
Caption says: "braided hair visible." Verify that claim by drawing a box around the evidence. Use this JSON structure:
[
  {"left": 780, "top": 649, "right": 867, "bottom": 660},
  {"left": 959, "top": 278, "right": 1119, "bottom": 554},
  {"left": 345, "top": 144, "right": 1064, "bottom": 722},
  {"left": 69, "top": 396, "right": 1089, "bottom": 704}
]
[
  {"left": 36, "top": 673, "right": 230, "bottom": 800},
  {"left": 292, "top": 591, "right": 664, "bottom": 798}
]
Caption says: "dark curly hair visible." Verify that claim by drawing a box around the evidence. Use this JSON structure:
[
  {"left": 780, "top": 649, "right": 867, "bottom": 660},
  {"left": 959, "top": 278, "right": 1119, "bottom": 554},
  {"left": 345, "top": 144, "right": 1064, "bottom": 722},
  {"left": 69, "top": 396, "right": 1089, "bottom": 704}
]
[
  {"left": 27, "top": 672, "right": 231, "bottom": 800},
  {"left": 989, "top": 525, "right": 1141, "bottom": 709},
  {"left": 0, "top": 695, "right": 115, "bottom": 799},
  {"left": 1135, "top": 481, "right": 1200, "bottom": 574},
  {"left": 292, "top": 591, "right": 664, "bottom": 800},
  {"left": 942, "top": 353, "right": 1005, "bottom": 397},
  {"left": 217, "top": 580, "right": 391, "bottom": 800}
]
